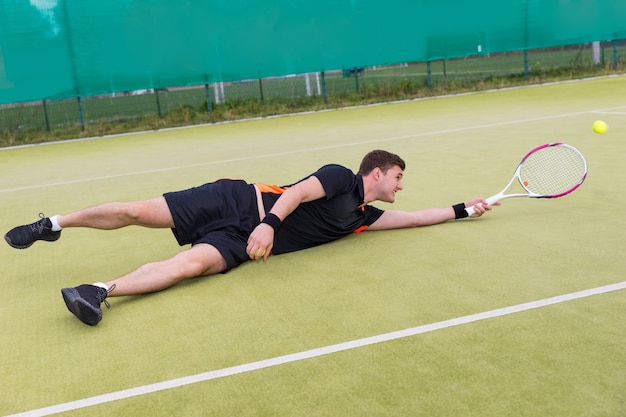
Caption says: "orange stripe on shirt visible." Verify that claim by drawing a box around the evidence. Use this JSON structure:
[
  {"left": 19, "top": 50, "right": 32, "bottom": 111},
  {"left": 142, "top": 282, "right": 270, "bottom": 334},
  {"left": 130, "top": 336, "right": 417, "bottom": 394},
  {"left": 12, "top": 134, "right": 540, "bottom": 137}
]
[
  {"left": 354, "top": 225, "right": 369, "bottom": 234},
  {"left": 255, "top": 183, "right": 288, "bottom": 194}
]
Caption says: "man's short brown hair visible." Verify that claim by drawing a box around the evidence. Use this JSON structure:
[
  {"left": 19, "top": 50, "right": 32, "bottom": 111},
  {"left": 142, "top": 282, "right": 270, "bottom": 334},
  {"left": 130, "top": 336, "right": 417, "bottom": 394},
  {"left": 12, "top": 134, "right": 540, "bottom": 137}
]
[{"left": 357, "top": 150, "right": 406, "bottom": 175}]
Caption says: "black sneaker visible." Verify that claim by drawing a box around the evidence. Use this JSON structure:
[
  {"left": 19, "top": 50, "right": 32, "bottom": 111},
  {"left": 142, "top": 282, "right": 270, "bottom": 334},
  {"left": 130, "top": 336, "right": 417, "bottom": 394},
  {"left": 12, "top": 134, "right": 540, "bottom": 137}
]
[
  {"left": 61, "top": 284, "right": 115, "bottom": 326},
  {"left": 4, "top": 213, "right": 61, "bottom": 249}
]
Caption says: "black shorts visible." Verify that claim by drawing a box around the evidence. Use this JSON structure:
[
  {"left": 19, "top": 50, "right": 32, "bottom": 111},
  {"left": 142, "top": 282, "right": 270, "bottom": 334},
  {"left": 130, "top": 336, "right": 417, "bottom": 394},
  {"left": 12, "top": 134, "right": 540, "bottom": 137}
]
[{"left": 163, "top": 180, "right": 260, "bottom": 270}]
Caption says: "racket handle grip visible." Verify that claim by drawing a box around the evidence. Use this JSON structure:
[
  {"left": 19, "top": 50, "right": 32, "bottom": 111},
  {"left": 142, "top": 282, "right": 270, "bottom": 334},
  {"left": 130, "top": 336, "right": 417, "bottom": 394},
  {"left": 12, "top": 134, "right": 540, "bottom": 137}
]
[
  {"left": 464, "top": 205, "right": 478, "bottom": 217},
  {"left": 464, "top": 196, "right": 500, "bottom": 217}
]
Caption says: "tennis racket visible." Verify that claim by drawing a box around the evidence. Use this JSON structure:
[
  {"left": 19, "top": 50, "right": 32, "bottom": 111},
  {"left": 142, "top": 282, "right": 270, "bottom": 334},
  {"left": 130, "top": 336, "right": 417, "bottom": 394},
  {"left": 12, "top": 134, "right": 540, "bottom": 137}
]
[{"left": 465, "top": 142, "right": 587, "bottom": 216}]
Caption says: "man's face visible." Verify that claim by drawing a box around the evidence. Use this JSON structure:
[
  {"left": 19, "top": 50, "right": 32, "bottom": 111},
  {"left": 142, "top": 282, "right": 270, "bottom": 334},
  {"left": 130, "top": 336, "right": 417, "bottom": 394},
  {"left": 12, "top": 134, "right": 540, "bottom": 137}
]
[{"left": 377, "top": 165, "right": 404, "bottom": 203}]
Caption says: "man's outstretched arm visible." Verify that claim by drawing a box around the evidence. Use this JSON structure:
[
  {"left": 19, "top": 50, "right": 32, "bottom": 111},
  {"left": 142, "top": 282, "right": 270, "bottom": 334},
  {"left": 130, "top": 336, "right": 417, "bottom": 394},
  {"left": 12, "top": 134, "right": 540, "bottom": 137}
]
[{"left": 367, "top": 198, "right": 495, "bottom": 231}]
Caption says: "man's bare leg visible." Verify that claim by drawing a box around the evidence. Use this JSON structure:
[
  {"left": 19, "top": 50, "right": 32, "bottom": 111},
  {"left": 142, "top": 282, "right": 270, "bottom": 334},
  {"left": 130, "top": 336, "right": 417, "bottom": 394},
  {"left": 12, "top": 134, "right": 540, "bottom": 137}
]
[
  {"left": 105, "top": 244, "right": 227, "bottom": 296},
  {"left": 62, "top": 244, "right": 228, "bottom": 325},
  {"left": 4, "top": 197, "right": 174, "bottom": 249},
  {"left": 57, "top": 197, "right": 175, "bottom": 229}
]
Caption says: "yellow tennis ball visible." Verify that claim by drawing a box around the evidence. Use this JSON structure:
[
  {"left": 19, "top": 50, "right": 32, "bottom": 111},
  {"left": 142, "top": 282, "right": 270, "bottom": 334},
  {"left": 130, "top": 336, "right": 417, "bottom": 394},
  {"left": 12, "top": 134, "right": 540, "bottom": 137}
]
[{"left": 593, "top": 120, "right": 608, "bottom": 134}]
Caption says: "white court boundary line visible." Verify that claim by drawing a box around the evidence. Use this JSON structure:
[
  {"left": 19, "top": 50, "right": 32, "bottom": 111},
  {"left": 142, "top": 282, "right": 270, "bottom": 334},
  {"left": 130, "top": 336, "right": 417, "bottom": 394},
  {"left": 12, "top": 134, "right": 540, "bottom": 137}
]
[
  {"left": 8, "top": 281, "right": 625, "bottom": 417},
  {"left": 590, "top": 110, "right": 626, "bottom": 115},
  {"left": 2, "top": 104, "right": 626, "bottom": 194}
]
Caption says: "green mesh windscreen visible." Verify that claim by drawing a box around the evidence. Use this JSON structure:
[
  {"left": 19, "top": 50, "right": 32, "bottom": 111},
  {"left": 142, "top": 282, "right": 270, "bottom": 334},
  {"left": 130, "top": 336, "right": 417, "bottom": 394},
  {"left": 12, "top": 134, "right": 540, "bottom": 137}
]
[{"left": 1, "top": 0, "right": 625, "bottom": 105}]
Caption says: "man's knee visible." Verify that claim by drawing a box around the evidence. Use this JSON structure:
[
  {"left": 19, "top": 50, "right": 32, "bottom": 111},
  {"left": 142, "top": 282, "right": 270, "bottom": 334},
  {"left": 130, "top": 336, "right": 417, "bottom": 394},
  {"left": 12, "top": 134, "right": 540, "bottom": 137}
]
[
  {"left": 121, "top": 202, "right": 143, "bottom": 223},
  {"left": 125, "top": 198, "right": 173, "bottom": 227},
  {"left": 177, "top": 244, "right": 228, "bottom": 277}
]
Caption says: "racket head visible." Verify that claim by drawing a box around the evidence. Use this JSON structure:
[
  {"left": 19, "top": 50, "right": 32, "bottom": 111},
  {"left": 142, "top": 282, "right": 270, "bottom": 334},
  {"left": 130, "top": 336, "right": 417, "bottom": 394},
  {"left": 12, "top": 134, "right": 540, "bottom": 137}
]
[{"left": 517, "top": 142, "right": 587, "bottom": 198}]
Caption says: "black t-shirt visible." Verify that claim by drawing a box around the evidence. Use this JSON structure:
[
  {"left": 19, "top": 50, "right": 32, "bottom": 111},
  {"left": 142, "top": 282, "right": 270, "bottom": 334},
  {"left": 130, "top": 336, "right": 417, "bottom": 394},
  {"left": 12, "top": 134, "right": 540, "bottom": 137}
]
[{"left": 260, "top": 164, "right": 384, "bottom": 254}]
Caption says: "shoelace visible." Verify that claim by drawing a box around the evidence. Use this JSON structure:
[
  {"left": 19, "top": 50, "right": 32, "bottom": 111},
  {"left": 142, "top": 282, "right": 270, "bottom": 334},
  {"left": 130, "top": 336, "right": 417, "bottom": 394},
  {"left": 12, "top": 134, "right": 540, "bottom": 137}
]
[
  {"left": 29, "top": 213, "right": 49, "bottom": 233},
  {"left": 97, "top": 284, "right": 116, "bottom": 309}
]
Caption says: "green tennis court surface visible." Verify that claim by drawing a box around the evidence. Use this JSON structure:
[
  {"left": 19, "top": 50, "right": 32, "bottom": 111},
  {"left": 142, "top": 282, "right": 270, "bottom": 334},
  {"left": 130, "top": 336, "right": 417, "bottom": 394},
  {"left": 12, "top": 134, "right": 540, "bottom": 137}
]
[{"left": 2, "top": 77, "right": 625, "bottom": 416}]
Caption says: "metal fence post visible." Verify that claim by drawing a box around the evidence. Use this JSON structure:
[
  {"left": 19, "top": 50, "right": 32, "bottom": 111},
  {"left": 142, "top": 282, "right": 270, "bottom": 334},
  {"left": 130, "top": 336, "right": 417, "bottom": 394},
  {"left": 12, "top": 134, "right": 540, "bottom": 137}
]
[
  {"left": 204, "top": 83, "right": 212, "bottom": 113},
  {"left": 305, "top": 73, "right": 312, "bottom": 96},
  {"left": 213, "top": 83, "right": 223, "bottom": 104},
  {"left": 427, "top": 61, "right": 432, "bottom": 88},
  {"left": 155, "top": 89, "right": 162, "bottom": 118},
  {"left": 259, "top": 78, "right": 264, "bottom": 103},
  {"left": 42, "top": 100, "right": 50, "bottom": 131},
  {"left": 321, "top": 71, "right": 327, "bottom": 104},
  {"left": 77, "top": 97, "right": 85, "bottom": 131}
]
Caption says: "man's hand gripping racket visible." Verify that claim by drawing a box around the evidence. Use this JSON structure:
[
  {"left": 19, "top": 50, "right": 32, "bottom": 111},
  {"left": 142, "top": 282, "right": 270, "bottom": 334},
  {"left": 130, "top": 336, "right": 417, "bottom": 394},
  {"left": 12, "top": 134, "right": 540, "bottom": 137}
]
[{"left": 466, "top": 143, "right": 587, "bottom": 216}]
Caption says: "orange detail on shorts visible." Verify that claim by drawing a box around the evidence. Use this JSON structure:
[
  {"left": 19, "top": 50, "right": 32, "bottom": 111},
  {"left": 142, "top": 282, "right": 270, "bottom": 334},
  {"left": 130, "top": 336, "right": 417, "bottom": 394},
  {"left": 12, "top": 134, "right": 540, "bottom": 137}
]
[
  {"left": 354, "top": 225, "right": 369, "bottom": 234},
  {"left": 255, "top": 183, "right": 288, "bottom": 194}
]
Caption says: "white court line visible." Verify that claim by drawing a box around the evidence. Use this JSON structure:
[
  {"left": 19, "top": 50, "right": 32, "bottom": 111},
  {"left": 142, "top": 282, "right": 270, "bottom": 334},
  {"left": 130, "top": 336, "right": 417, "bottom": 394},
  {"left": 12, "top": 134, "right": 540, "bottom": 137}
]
[
  {"left": 589, "top": 111, "right": 626, "bottom": 115},
  {"left": 2, "top": 105, "right": 626, "bottom": 194},
  {"left": 8, "top": 281, "right": 625, "bottom": 417}
]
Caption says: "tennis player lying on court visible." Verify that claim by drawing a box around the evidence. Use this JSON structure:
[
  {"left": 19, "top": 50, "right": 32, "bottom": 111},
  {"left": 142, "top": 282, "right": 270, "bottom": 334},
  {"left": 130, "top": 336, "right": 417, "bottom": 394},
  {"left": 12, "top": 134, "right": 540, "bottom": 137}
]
[{"left": 5, "top": 150, "right": 496, "bottom": 326}]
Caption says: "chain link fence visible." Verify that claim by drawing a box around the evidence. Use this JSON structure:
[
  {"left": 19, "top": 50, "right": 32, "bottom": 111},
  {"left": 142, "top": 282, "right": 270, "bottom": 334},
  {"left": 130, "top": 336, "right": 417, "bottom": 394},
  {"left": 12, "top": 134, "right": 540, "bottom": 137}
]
[{"left": 1, "top": 42, "right": 623, "bottom": 141}]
